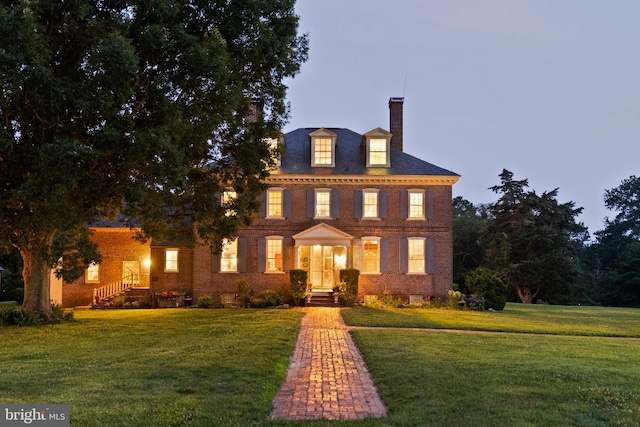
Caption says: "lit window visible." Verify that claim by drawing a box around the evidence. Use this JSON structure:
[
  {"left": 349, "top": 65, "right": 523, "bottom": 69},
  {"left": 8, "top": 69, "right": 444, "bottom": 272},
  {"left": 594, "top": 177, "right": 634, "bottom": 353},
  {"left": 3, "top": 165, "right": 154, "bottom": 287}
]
[
  {"left": 369, "top": 138, "right": 387, "bottom": 165},
  {"left": 314, "top": 138, "right": 332, "bottom": 165},
  {"left": 267, "top": 188, "right": 283, "bottom": 218},
  {"left": 409, "top": 190, "right": 425, "bottom": 219},
  {"left": 265, "top": 137, "right": 281, "bottom": 166},
  {"left": 221, "top": 239, "right": 238, "bottom": 272},
  {"left": 266, "top": 238, "right": 283, "bottom": 272},
  {"left": 363, "top": 239, "right": 380, "bottom": 273},
  {"left": 165, "top": 249, "right": 179, "bottom": 272},
  {"left": 86, "top": 263, "right": 99, "bottom": 283},
  {"left": 315, "top": 189, "right": 331, "bottom": 218},
  {"left": 408, "top": 238, "right": 425, "bottom": 273},
  {"left": 363, "top": 189, "right": 379, "bottom": 218},
  {"left": 222, "top": 190, "right": 237, "bottom": 217}
]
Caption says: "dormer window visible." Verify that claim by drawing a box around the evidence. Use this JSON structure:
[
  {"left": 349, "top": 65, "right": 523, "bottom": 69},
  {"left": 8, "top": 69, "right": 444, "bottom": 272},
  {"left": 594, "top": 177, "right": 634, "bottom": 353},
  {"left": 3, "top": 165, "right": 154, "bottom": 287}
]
[
  {"left": 363, "top": 128, "right": 392, "bottom": 167},
  {"left": 309, "top": 128, "right": 337, "bottom": 167}
]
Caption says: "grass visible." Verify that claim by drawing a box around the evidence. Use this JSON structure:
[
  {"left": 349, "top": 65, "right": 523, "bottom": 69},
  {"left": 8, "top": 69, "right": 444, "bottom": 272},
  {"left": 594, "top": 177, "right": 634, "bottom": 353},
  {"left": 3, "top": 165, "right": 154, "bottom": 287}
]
[
  {"left": 341, "top": 303, "right": 640, "bottom": 337},
  {"left": 1, "top": 305, "right": 640, "bottom": 426}
]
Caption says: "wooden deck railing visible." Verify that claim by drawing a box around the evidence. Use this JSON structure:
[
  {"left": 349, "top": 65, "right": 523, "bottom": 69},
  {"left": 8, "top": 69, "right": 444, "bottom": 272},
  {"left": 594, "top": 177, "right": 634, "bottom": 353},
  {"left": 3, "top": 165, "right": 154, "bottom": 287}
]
[{"left": 93, "top": 275, "right": 137, "bottom": 305}]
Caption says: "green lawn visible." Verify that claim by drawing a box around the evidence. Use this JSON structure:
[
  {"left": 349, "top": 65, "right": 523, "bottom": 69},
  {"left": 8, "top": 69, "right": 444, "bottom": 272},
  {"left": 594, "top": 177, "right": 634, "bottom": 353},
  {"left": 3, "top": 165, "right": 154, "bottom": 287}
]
[
  {"left": 341, "top": 303, "right": 640, "bottom": 337},
  {"left": 1, "top": 305, "right": 640, "bottom": 426}
]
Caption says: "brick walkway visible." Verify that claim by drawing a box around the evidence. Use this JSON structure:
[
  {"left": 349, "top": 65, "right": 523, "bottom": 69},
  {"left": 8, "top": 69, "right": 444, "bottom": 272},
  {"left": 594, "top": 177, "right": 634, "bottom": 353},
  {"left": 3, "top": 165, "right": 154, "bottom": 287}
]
[{"left": 271, "top": 307, "right": 387, "bottom": 420}]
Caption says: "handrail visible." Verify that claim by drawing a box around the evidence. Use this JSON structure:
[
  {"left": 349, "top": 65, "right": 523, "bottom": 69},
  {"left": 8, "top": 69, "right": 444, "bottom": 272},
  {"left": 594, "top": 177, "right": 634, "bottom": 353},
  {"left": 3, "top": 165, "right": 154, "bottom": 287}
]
[{"left": 92, "top": 274, "right": 138, "bottom": 305}]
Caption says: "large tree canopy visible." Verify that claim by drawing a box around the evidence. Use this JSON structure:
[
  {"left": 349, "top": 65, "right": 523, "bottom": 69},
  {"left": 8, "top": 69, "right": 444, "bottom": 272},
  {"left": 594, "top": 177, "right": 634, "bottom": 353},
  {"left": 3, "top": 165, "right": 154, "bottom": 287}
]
[{"left": 0, "top": 0, "right": 308, "bottom": 319}]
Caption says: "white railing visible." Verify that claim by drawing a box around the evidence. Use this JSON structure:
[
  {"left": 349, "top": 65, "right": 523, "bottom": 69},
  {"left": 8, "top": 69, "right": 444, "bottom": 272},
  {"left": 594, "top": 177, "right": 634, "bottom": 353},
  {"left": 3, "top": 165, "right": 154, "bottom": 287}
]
[{"left": 93, "top": 277, "right": 136, "bottom": 305}]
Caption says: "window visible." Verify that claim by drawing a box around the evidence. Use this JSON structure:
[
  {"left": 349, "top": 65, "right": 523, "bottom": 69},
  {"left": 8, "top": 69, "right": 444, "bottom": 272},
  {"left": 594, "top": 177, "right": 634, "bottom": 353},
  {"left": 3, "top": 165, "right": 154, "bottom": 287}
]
[
  {"left": 369, "top": 138, "right": 388, "bottom": 165},
  {"left": 408, "top": 238, "right": 425, "bottom": 273},
  {"left": 266, "top": 238, "right": 283, "bottom": 272},
  {"left": 314, "top": 138, "right": 332, "bottom": 165},
  {"left": 222, "top": 190, "right": 237, "bottom": 217},
  {"left": 310, "top": 128, "right": 337, "bottom": 167},
  {"left": 409, "top": 190, "right": 425, "bottom": 219},
  {"left": 165, "top": 249, "right": 179, "bottom": 272},
  {"left": 221, "top": 239, "right": 238, "bottom": 272},
  {"left": 363, "top": 239, "right": 380, "bottom": 273},
  {"left": 86, "top": 263, "right": 99, "bottom": 283},
  {"left": 267, "top": 188, "right": 283, "bottom": 218},
  {"left": 315, "top": 189, "right": 331, "bottom": 218},
  {"left": 363, "top": 189, "right": 379, "bottom": 219}
]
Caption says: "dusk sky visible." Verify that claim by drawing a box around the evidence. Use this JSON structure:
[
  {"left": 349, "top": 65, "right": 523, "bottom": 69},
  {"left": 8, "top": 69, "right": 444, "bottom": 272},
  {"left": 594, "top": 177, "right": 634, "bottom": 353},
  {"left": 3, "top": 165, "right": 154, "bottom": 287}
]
[{"left": 283, "top": 0, "right": 640, "bottom": 237}]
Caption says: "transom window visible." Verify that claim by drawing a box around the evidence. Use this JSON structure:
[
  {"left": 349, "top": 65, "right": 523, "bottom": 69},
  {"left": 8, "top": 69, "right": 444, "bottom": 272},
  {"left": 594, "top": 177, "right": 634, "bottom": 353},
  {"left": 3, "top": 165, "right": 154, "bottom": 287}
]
[
  {"left": 369, "top": 138, "right": 388, "bottom": 165},
  {"left": 363, "top": 189, "right": 379, "bottom": 218},
  {"left": 409, "top": 190, "right": 425, "bottom": 219},
  {"left": 221, "top": 239, "right": 238, "bottom": 272},
  {"left": 165, "top": 249, "right": 179, "bottom": 272},
  {"left": 267, "top": 188, "right": 283, "bottom": 218},
  {"left": 266, "top": 238, "right": 283, "bottom": 272},
  {"left": 408, "top": 238, "right": 425, "bottom": 273},
  {"left": 315, "top": 189, "right": 331, "bottom": 218}
]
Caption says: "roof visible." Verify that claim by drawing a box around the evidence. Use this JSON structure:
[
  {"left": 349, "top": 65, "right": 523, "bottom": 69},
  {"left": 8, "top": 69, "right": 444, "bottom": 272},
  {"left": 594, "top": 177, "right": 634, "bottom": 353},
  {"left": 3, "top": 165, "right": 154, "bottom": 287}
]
[{"left": 275, "top": 128, "right": 459, "bottom": 177}]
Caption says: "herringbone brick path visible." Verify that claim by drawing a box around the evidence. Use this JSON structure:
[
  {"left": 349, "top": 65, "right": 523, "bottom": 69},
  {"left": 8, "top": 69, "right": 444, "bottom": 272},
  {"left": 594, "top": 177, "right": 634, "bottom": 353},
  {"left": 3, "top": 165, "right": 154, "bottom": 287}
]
[{"left": 271, "top": 307, "right": 387, "bottom": 420}]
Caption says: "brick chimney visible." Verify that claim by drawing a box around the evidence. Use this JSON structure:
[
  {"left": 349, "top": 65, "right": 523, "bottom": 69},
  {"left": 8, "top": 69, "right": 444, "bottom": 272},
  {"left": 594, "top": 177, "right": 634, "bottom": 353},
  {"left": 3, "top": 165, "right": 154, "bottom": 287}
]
[{"left": 389, "top": 97, "right": 404, "bottom": 151}]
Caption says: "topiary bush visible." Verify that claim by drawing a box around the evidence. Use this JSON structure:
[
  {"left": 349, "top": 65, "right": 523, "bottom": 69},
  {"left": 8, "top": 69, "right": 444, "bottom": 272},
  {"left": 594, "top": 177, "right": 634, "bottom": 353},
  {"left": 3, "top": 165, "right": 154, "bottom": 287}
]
[
  {"left": 289, "top": 269, "right": 307, "bottom": 306},
  {"left": 464, "top": 267, "right": 507, "bottom": 310},
  {"left": 339, "top": 269, "right": 359, "bottom": 306}
]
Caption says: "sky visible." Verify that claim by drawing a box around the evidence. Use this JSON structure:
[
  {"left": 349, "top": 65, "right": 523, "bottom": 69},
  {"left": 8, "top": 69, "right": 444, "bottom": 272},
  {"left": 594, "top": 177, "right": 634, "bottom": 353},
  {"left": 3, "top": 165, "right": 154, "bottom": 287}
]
[{"left": 282, "top": 0, "right": 640, "bottom": 237}]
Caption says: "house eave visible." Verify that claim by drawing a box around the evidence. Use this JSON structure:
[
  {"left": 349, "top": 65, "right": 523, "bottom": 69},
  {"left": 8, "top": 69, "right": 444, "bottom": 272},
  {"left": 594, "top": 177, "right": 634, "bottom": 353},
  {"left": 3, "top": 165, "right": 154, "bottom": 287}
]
[{"left": 265, "top": 174, "right": 460, "bottom": 186}]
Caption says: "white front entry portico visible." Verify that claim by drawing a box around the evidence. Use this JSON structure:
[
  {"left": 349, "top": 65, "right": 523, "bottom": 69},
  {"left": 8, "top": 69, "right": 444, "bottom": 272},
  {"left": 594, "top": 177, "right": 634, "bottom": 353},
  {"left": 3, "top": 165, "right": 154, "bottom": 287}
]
[{"left": 293, "top": 223, "right": 353, "bottom": 291}]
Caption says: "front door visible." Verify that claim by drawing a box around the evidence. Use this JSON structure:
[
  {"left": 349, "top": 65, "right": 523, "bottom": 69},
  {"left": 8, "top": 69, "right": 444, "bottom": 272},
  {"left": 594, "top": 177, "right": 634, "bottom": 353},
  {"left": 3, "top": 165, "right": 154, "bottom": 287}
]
[
  {"left": 303, "top": 245, "right": 348, "bottom": 291},
  {"left": 122, "top": 261, "right": 140, "bottom": 287}
]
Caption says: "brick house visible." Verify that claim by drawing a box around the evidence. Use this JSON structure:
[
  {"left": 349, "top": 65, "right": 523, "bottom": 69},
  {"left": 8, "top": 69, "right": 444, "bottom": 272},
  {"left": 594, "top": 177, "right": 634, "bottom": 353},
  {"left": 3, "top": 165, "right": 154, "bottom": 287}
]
[{"left": 63, "top": 98, "right": 459, "bottom": 307}]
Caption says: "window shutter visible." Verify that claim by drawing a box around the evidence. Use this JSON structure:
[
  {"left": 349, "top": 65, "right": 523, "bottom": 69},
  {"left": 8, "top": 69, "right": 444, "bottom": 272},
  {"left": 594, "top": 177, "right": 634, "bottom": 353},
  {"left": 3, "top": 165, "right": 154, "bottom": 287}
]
[
  {"left": 257, "top": 238, "right": 266, "bottom": 272},
  {"left": 283, "top": 189, "right": 292, "bottom": 218},
  {"left": 400, "top": 190, "right": 408, "bottom": 219},
  {"left": 426, "top": 191, "right": 434, "bottom": 219},
  {"left": 379, "top": 190, "right": 388, "bottom": 218},
  {"left": 352, "top": 239, "right": 362, "bottom": 270},
  {"left": 354, "top": 190, "right": 363, "bottom": 219},
  {"left": 399, "top": 238, "right": 408, "bottom": 273},
  {"left": 380, "top": 238, "right": 389, "bottom": 272},
  {"left": 426, "top": 238, "right": 435, "bottom": 274},
  {"left": 283, "top": 238, "right": 292, "bottom": 271},
  {"left": 237, "top": 238, "right": 247, "bottom": 272},
  {"left": 258, "top": 191, "right": 267, "bottom": 218},
  {"left": 212, "top": 251, "right": 221, "bottom": 273},
  {"left": 331, "top": 190, "right": 340, "bottom": 218},
  {"left": 307, "top": 189, "right": 314, "bottom": 218}
]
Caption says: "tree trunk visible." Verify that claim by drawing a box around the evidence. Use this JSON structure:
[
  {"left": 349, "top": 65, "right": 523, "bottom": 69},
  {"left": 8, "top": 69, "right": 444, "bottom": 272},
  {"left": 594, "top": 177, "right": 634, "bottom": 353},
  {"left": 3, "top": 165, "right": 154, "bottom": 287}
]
[
  {"left": 20, "top": 239, "right": 54, "bottom": 321},
  {"left": 517, "top": 284, "right": 540, "bottom": 304}
]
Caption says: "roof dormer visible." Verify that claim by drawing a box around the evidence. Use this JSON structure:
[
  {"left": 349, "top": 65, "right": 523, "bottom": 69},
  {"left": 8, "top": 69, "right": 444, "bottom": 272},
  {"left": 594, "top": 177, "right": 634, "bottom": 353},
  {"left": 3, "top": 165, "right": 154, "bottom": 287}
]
[
  {"left": 363, "top": 127, "right": 393, "bottom": 167},
  {"left": 309, "top": 128, "right": 337, "bottom": 167}
]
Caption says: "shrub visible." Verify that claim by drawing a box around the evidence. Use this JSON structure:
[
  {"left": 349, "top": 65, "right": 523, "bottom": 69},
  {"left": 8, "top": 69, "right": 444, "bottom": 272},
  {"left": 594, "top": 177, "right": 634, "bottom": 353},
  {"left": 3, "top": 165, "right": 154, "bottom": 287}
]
[
  {"left": 381, "top": 288, "right": 403, "bottom": 308},
  {"left": 464, "top": 267, "right": 507, "bottom": 310},
  {"left": 447, "top": 290, "right": 463, "bottom": 308},
  {"left": 50, "top": 304, "right": 74, "bottom": 323},
  {"left": 339, "top": 269, "right": 359, "bottom": 306},
  {"left": 236, "top": 279, "right": 252, "bottom": 308},
  {"left": 0, "top": 305, "right": 42, "bottom": 326},
  {"left": 197, "top": 295, "right": 215, "bottom": 308},
  {"left": 289, "top": 269, "right": 307, "bottom": 306},
  {"left": 252, "top": 290, "right": 284, "bottom": 308}
]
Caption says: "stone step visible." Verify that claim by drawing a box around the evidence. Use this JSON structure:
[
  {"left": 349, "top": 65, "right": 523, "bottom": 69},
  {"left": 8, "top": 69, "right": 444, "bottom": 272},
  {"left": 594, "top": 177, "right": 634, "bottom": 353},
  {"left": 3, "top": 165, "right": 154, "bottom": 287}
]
[{"left": 306, "top": 293, "right": 340, "bottom": 307}]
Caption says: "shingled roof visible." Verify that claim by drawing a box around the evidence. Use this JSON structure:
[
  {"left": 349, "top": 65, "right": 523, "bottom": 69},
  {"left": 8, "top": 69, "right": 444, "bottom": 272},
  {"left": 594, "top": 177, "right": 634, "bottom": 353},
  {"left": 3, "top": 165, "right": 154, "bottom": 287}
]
[{"left": 275, "top": 128, "right": 459, "bottom": 177}]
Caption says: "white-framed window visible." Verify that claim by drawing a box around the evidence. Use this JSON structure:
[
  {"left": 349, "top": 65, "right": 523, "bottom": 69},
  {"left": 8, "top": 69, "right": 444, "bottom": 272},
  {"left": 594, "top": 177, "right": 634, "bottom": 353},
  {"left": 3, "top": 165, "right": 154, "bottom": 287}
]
[
  {"left": 362, "top": 237, "right": 380, "bottom": 274},
  {"left": 165, "top": 249, "right": 179, "bottom": 272},
  {"left": 222, "top": 190, "right": 237, "bottom": 217},
  {"left": 368, "top": 138, "right": 388, "bottom": 166},
  {"left": 363, "top": 189, "right": 379, "bottom": 219},
  {"left": 266, "top": 237, "right": 283, "bottom": 272},
  {"left": 408, "top": 189, "right": 425, "bottom": 219},
  {"left": 315, "top": 189, "right": 332, "bottom": 218},
  {"left": 267, "top": 188, "right": 284, "bottom": 218},
  {"left": 221, "top": 238, "right": 238, "bottom": 272},
  {"left": 86, "top": 263, "right": 100, "bottom": 283},
  {"left": 309, "top": 128, "right": 337, "bottom": 167},
  {"left": 408, "top": 238, "right": 425, "bottom": 274}
]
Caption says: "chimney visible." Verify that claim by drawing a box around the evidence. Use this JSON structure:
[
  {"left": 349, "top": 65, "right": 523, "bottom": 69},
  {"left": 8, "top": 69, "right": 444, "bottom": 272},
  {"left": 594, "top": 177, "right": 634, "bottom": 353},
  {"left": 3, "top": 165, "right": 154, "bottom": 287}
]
[{"left": 389, "top": 97, "right": 404, "bottom": 151}]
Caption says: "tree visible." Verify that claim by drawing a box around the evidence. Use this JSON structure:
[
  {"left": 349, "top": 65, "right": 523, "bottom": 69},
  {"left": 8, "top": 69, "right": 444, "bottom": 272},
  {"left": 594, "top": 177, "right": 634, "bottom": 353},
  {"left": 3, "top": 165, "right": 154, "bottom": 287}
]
[
  {"left": 487, "top": 170, "right": 587, "bottom": 304},
  {"left": 0, "top": 0, "right": 308, "bottom": 320},
  {"left": 452, "top": 196, "right": 491, "bottom": 284},
  {"left": 464, "top": 267, "right": 507, "bottom": 310}
]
